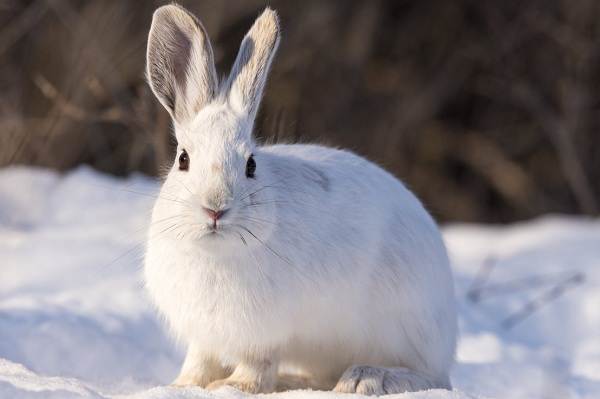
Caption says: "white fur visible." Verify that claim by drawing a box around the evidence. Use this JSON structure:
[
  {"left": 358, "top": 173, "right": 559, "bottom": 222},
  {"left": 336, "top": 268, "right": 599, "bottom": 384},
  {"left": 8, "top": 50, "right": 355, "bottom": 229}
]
[{"left": 144, "top": 5, "right": 457, "bottom": 395}]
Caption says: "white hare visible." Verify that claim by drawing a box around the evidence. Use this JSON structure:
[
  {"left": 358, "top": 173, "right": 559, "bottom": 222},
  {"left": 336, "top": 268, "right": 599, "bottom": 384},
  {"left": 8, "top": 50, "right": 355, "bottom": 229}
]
[{"left": 144, "top": 4, "right": 457, "bottom": 395}]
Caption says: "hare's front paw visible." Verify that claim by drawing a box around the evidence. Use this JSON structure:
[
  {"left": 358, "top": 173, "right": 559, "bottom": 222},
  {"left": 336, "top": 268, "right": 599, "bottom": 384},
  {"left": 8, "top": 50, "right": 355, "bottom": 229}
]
[
  {"left": 206, "top": 378, "right": 262, "bottom": 393},
  {"left": 171, "top": 350, "right": 229, "bottom": 387},
  {"left": 172, "top": 370, "right": 227, "bottom": 387},
  {"left": 206, "top": 359, "right": 277, "bottom": 393},
  {"left": 171, "top": 374, "right": 205, "bottom": 387}
]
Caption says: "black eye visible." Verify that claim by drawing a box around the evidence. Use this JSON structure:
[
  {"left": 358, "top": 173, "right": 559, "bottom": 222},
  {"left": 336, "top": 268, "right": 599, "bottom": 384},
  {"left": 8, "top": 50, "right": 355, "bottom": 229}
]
[
  {"left": 246, "top": 155, "right": 256, "bottom": 178},
  {"left": 178, "top": 150, "right": 189, "bottom": 171}
]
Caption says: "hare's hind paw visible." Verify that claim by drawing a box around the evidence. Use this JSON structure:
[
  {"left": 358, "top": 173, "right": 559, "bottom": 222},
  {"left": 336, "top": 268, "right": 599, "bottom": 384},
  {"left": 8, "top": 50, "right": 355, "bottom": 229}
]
[
  {"left": 334, "top": 365, "right": 446, "bottom": 395},
  {"left": 334, "top": 365, "right": 386, "bottom": 395}
]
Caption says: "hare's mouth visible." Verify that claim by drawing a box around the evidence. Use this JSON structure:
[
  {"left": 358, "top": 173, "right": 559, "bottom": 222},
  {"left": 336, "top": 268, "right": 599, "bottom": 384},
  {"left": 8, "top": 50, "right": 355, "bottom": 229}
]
[{"left": 207, "top": 223, "right": 228, "bottom": 234}]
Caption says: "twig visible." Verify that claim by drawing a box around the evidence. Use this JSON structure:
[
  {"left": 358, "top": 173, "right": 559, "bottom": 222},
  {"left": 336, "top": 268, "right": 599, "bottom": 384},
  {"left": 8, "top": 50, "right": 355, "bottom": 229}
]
[
  {"left": 33, "top": 74, "right": 136, "bottom": 126},
  {"left": 502, "top": 272, "right": 585, "bottom": 329},
  {"left": 0, "top": 0, "right": 48, "bottom": 56},
  {"left": 467, "top": 256, "right": 497, "bottom": 302}
]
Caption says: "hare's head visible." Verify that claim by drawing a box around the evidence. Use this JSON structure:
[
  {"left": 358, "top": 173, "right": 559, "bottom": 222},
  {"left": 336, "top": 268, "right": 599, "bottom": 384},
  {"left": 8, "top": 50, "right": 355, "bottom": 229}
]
[{"left": 146, "top": 4, "right": 280, "bottom": 249}]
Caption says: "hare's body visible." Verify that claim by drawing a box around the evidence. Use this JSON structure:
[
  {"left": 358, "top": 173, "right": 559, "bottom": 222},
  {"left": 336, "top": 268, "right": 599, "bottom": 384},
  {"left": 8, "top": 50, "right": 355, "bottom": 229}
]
[
  {"left": 145, "top": 144, "right": 456, "bottom": 391},
  {"left": 144, "top": 5, "right": 456, "bottom": 395}
]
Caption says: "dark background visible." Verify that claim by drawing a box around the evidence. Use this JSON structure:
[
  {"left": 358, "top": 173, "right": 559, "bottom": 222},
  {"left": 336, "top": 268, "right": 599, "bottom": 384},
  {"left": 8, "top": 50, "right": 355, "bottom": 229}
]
[{"left": 2, "top": 0, "right": 600, "bottom": 222}]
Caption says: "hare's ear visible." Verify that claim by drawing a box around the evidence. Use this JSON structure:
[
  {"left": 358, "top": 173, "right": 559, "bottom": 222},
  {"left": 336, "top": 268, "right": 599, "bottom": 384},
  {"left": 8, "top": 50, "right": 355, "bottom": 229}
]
[
  {"left": 146, "top": 4, "right": 218, "bottom": 123},
  {"left": 226, "top": 8, "right": 280, "bottom": 120}
]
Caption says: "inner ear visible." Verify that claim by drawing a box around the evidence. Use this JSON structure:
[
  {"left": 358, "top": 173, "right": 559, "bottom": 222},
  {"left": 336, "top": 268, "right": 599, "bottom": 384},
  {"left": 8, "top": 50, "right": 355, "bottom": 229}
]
[
  {"left": 148, "top": 22, "right": 192, "bottom": 112},
  {"left": 147, "top": 5, "right": 218, "bottom": 123}
]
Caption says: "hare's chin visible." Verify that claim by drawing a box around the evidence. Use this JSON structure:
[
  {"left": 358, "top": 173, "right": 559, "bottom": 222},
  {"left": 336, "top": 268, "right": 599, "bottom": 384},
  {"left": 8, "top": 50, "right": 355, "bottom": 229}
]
[
  {"left": 197, "top": 229, "right": 227, "bottom": 240},
  {"left": 191, "top": 230, "right": 250, "bottom": 253},
  {"left": 196, "top": 226, "right": 237, "bottom": 243}
]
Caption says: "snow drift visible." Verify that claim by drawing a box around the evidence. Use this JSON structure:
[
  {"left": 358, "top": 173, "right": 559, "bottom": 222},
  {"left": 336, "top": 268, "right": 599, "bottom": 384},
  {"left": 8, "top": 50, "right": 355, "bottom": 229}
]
[{"left": 0, "top": 166, "right": 599, "bottom": 398}]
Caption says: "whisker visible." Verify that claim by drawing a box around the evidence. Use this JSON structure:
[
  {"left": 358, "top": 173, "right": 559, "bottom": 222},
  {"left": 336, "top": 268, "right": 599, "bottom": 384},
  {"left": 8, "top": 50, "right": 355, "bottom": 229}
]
[
  {"left": 91, "top": 183, "right": 194, "bottom": 207},
  {"left": 239, "top": 186, "right": 274, "bottom": 202},
  {"left": 151, "top": 222, "right": 182, "bottom": 240},
  {"left": 178, "top": 222, "right": 209, "bottom": 241},
  {"left": 98, "top": 220, "right": 183, "bottom": 275},
  {"left": 127, "top": 213, "right": 192, "bottom": 237},
  {"left": 100, "top": 241, "right": 146, "bottom": 271},
  {"left": 236, "top": 229, "right": 276, "bottom": 288},
  {"left": 241, "top": 197, "right": 323, "bottom": 213},
  {"left": 236, "top": 215, "right": 277, "bottom": 225},
  {"left": 173, "top": 178, "right": 195, "bottom": 197},
  {"left": 236, "top": 225, "right": 285, "bottom": 261},
  {"left": 241, "top": 200, "right": 289, "bottom": 208},
  {"left": 238, "top": 178, "right": 289, "bottom": 202},
  {"left": 237, "top": 232, "right": 248, "bottom": 246},
  {"left": 234, "top": 224, "right": 316, "bottom": 284},
  {"left": 235, "top": 216, "right": 305, "bottom": 239},
  {"left": 237, "top": 177, "right": 287, "bottom": 201}
]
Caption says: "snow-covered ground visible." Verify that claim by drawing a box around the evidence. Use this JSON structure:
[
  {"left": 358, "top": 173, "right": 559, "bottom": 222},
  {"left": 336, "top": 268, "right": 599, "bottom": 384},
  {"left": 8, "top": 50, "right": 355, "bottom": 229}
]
[{"left": 0, "top": 166, "right": 598, "bottom": 399}]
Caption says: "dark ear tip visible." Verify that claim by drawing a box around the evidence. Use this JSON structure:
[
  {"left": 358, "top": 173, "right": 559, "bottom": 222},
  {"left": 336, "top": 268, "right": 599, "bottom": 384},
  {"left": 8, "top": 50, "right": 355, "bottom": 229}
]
[
  {"left": 152, "top": 4, "right": 179, "bottom": 20},
  {"left": 257, "top": 7, "right": 281, "bottom": 38},
  {"left": 152, "top": 3, "right": 196, "bottom": 25},
  {"left": 152, "top": 3, "right": 207, "bottom": 40}
]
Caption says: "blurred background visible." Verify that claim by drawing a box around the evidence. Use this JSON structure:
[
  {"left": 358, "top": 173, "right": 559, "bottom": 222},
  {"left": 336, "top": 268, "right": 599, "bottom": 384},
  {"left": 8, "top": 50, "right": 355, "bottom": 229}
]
[{"left": 2, "top": 0, "right": 600, "bottom": 223}]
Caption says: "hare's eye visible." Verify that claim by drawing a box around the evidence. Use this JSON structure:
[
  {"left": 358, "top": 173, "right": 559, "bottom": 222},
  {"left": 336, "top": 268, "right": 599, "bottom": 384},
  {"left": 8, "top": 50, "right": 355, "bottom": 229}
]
[
  {"left": 246, "top": 155, "right": 256, "bottom": 178},
  {"left": 178, "top": 150, "right": 189, "bottom": 171}
]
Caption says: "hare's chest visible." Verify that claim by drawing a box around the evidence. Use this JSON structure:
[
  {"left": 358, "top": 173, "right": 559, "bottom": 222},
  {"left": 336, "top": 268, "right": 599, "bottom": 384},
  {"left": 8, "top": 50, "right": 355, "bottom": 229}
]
[
  {"left": 146, "top": 252, "right": 229, "bottom": 315},
  {"left": 145, "top": 244, "right": 291, "bottom": 344}
]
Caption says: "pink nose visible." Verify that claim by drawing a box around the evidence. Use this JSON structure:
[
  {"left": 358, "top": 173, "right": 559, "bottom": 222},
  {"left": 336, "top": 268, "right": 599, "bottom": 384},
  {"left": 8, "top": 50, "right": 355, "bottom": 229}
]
[{"left": 203, "top": 208, "right": 227, "bottom": 222}]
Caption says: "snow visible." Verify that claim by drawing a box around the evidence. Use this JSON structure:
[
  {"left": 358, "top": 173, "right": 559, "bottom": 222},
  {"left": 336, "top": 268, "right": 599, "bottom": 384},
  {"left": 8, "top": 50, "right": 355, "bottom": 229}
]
[{"left": 1, "top": 166, "right": 599, "bottom": 399}]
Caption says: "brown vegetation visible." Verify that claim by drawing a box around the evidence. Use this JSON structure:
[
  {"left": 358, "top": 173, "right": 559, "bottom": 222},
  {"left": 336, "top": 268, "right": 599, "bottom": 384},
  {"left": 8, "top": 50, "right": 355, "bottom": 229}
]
[{"left": 1, "top": 0, "right": 599, "bottom": 222}]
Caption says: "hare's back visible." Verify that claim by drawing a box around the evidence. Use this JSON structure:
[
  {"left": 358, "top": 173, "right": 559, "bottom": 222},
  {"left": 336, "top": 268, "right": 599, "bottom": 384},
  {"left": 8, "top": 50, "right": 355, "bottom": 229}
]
[
  {"left": 262, "top": 143, "right": 439, "bottom": 238},
  {"left": 262, "top": 143, "right": 417, "bottom": 203},
  {"left": 263, "top": 143, "right": 364, "bottom": 164}
]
